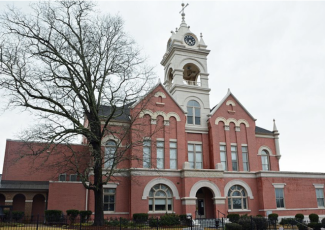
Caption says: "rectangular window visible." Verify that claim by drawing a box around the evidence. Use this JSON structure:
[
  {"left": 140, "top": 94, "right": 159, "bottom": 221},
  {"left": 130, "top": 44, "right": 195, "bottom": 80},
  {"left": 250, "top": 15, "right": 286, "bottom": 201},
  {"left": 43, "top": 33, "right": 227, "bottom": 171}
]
[
  {"left": 275, "top": 188, "right": 285, "bottom": 208},
  {"left": 316, "top": 188, "right": 325, "bottom": 207},
  {"left": 157, "top": 141, "right": 164, "bottom": 169},
  {"left": 187, "top": 107, "right": 193, "bottom": 124},
  {"left": 220, "top": 145, "right": 227, "bottom": 171},
  {"left": 242, "top": 146, "right": 249, "bottom": 171},
  {"left": 188, "top": 143, "right": 202, "bottom": 169},
  {"left": 231, "top": 146, "right": 238, "bottom": 171},
  {"left": 70, "top": 174, "right": 77, "bottom": 181},
  {"left": 59, "top": 174, "right": 66, "bottom": 181},
  {"left": 143, "top": 140, "right": 151, "bottom": 168},
  {"left": 104, "top": 188, "right": 115, "bottom": 211},
  {"left": 170, "top": 142, "right": 177, "bottom": 169},
  {"left": 195, "top": 108, "right": 200, "bottom": 125}
]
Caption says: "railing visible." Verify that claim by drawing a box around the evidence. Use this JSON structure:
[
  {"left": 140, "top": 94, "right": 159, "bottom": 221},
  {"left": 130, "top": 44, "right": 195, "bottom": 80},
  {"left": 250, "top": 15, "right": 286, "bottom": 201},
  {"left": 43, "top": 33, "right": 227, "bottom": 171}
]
[{"left": 183, "top": 80, "right": 201, "bottom": 86}]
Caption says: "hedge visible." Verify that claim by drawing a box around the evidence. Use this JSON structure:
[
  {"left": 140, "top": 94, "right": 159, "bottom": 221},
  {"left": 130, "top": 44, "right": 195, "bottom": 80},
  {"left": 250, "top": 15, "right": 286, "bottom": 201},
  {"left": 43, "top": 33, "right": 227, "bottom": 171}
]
[
  {"left": 309, "top": 213, "right": 319, "bottom": 223},
  {"left": 79, "top": 210, "right": 92, "bottom": 223},
  {"left": 225, "top": 223, "right": 242, "bottom": 230},
  {"left": 295, "top": 214, "right": 304, "bottom": 223},
  {"left": 45, "top": 210, "right": 63, "bottom": 222},
  {"left": 133, "top": 213, "right": 148, "bottom": 223},
  {"left": 227, "top": 214, "right": 240, "bottom": 223}
]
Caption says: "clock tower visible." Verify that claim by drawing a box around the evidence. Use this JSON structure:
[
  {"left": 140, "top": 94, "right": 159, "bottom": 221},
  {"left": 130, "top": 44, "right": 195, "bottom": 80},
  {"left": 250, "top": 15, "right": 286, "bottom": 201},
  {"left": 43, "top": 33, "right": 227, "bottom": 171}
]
[{"left": 160, "top": 4, "right": 211, "bottom": 132}]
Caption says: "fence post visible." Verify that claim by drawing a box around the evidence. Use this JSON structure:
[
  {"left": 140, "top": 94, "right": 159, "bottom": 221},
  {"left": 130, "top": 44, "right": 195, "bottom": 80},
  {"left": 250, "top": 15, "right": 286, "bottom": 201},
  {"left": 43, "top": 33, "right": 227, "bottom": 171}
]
[
  {"left": 79, "top": 214, "right": 82, "bottom": 230},
  {"left": 222, "top": 217, "right": 224, "bottom": 230},
  {"left": 36, "top": 214, "right": 39, "bottom": 230},
  {"left": 120, "top": 217, "right": 122, "bottom": 230},
  {"left": 156, "top": 217, "right": 159, "bottom": 230},
  {"left": 250, "top": 216, "right": 253, "bottom": 230},
  {"left": 190, "top": 216, "right": 193, "bottom": 230}
]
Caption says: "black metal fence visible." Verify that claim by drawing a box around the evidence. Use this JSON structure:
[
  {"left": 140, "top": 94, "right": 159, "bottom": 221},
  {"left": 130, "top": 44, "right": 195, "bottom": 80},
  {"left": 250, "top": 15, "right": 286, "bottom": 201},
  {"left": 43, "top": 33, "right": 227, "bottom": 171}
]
[{"left": 0, "top": 215, "right": 316, "bottom": 230}]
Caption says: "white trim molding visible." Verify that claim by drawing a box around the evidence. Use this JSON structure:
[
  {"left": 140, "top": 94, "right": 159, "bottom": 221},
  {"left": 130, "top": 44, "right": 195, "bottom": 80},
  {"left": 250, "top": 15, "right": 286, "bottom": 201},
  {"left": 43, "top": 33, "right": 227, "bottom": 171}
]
[
  {"left": 154, "top": 91, "right": 166, "bottom": 98},
  {"left": 226, "top": 100, "right": 236, "bottom": 106},
  {"left": 139, "top": 110, "right": 181, "bottom": 121},
  {"left": 313, "top": 184, "right": 325, "bottom": 189},
  {"left": 142, "top": 178, "right": 180, "bottom": 200},
  {"left": 189, "top": 180, "right": 222, "bottom": 197},
  {"left": 103, "top": 183, "right": 119, "bottom": 188},
  {"left": 257, "top": 146, "right": 274, "bottom": 156},
  {"left": 215, "top": 117, "right": 250, "bottom": 127},
  {"left": 224, "top": 179, "right": 254, "bottom": 199},
  {"left": 272, "top": 183, "right": 286, "bottom": 188}
]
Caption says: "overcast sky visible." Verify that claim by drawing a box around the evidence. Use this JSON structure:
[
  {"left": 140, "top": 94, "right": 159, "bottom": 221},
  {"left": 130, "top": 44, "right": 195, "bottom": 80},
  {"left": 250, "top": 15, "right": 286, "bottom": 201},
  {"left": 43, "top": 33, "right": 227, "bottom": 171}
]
[{"left": 0, "top": 1, "right": 324, "bottom": 173}]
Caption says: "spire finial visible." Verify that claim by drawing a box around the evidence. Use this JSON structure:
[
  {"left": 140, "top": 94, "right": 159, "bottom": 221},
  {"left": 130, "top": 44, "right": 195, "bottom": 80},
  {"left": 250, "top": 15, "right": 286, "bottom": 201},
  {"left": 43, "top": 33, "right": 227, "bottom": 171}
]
[
  {"left": 179, "top": 3, "right": 189, "bottom": 22},
  {"left": 200, "top": 33, "right": 203, "bottom": 38},
  {"left": 273, "top": 119, "right": 278, "bottom": 132}
]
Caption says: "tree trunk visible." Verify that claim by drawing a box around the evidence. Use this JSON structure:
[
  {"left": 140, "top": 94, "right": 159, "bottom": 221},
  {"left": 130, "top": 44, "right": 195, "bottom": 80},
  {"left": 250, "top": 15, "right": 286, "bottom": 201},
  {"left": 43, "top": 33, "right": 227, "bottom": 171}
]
[{"left": 91, "top": 137, "right": 104, "bottom": 226}]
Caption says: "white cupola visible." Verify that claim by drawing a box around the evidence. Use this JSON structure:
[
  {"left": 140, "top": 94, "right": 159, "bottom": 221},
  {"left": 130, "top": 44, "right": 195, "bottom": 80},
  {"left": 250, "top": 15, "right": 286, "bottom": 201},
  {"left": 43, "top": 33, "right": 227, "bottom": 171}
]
[{"left": 161, "top": 3, "right": 211, "bottom": 132}]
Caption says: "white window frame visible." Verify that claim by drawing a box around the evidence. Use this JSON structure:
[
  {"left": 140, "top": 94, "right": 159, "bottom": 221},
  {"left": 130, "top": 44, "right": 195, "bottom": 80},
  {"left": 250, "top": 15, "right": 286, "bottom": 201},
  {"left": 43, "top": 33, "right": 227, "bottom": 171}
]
[
  {"left": 169, "top": 141, "right": 177, "bottom": 169},
  {"left": 241, "top": 146, "right": 249, "bottom": 171},
  {"left": 187, "top": 100, "right": 201, "bottom": 125},
  {"left": 227, "top": 185, "right": 248, "bottom": 210},
  {"left": 103, "top": 188, "right": 116, "bottom": 211},
  {"left": 59, "top": 173, "right": 66, "bottom": 181},
  {"left": 105, "top": 140, "right": 117, "bottom": 169},
  {"left": 148, "top": 184, "right": 173, "bottom": 212},
  {"left": 314, "top": 184, "right": 325, "bottom": 207},
  {"left": 188, "top": 143, "right": 203, "bottom": 169},
  {"left": 231, "top": 145, "right": 238, "bottom": 171},
  {"left": 157, "top": 141, "right": 164, "bottom": 169},
  {"left": 261, "top": 150, "right": 270, "bottom": 171},
  {"left": 220, "top": 144, "right": 227, "bottom": 171},
  {"left": 143, "top": 140, "right": 151, "bottom": 168},
  {"left": 70, "top": 174, "right": 78, "bottom": 181}
]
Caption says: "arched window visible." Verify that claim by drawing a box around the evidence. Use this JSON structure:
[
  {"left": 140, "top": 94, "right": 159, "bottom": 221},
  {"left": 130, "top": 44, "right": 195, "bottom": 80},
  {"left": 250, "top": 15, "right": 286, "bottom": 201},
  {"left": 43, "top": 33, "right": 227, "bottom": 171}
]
[
  {"left": 105, "top": 140, "right": 117, "bottom": 168},
  {"left": 261, "top": 150, "right": 270, "bottom": 171},
  {"left": 148, "top": 184, "right": 173, "bottom": 212},
  {"left": 187, "top": 100, "right": 200, "bottom": 125},
  {"left": 228, "top": 185, "right": 248, "bottom": 210}
]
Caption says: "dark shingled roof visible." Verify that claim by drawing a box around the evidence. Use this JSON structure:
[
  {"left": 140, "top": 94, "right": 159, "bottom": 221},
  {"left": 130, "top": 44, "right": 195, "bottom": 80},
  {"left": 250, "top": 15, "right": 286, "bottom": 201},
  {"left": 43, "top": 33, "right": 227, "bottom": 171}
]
[
  {"left": 0, "top": 180, "right": 49, "bottom": 191},
  {"left": 255, "top": 126, "right": 273, "bottom": 135},
  {"left": 98, "top": 102, "right": 134, "bottom": 121}
]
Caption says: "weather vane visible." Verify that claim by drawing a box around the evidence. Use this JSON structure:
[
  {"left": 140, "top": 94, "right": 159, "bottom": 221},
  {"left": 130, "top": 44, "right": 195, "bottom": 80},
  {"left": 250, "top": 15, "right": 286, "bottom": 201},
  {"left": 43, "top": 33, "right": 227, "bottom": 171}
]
[{"left": 179, "top": 3, "right": 189, "bottom": 22}]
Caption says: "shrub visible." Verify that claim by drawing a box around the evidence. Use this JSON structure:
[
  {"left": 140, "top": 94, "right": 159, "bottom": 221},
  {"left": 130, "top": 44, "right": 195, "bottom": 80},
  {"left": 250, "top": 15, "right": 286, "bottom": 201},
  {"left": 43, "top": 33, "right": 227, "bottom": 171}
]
[
  {"left": 159, "top": 214, "right": 180, "bottom": 226},
  {"left": 297, "top": 223, "right": 308, "bottom": 230},
  {"left": 225, "top": 223, "right": 242, "bottom": 230},
  {"left": 308, "top": 222, "right": 322, "bottom": 230},
  {"left": 45, "top": 210, "right": 63, "bottom": 223},
  {"left": 148, "top": 217, "right": 159, "bottom": 227},
  {"left": 79, "top": 210, "right": 92, "bottom": 223},
  {"left": 295, "top": 214, "right": 304, "bottom": 223},
  {"left": 252, "top": 217, "right": 268, "bottom": 230},
  {"left": 106, "top": 218, "right": 119, "bottom": 227},
  {"left": 66, "top": 210, "right": 79, "bottom": 223},
  {"left": 227, "top": 214, "right": 240, "bottom": 223},
  {"left": 133, "top": 213, "right": 149, "bottom": 223},
  {"left": 12, "top": 211, "right": 24, "bottom": 221},
  {"left": 321, "top": 218, "right": 325, "bottom": 228},
  {"left": 268, "top": 213, "right": 278, "bottom": 225},
  {"left": 256, "top": 215, "right": 263, "bottom": 217},
  {"left": 238, "top": 217, "right": 255, "bottom": 230},
  {"left": 309, "top": 213, "right": 319, "bottom": 223},
  {"left": 179, "top": 214, "right": 191, "bottom": 226},
  {"left": 280, "top": 218, "right": 296, "bottom": 226}
]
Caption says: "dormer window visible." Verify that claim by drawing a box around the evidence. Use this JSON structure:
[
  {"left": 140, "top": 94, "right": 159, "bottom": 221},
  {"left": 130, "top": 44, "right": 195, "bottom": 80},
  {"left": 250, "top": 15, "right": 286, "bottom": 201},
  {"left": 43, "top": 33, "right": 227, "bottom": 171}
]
[{"left": 187, "top": 100, "right": 200, "bottom": 125}]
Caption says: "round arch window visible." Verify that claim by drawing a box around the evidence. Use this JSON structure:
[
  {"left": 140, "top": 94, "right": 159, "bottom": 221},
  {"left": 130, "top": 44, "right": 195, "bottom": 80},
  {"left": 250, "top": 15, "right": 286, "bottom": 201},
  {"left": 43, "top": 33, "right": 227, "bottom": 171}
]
[
  {"left": 187, "top": 100, "right": 200, "bottom": 125},
  {"left": 148, "top": 184, "right": 173, "bottom": 212},
  {"left": 105, "top": 140, "right": 117, "bottom": 168},
  {"left": 228, "top": 185, "right": 248, "bottom": 210},
  {"left": 261, "top": 150, "right": 270, "bottom": 171}
]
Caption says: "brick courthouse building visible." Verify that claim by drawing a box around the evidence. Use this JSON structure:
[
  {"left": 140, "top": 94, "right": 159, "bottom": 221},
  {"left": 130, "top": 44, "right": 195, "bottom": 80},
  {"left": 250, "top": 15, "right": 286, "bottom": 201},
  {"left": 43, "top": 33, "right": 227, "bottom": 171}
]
[{"left": 1, "top": 11, "right": 325, "bottom": 220}]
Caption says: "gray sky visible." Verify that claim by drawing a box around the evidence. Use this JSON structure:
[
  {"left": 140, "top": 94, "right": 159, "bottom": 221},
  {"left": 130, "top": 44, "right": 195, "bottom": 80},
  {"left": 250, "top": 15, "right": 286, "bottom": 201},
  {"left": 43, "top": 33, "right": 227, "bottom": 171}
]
[{"left": 0, "top": 1, "right": 325, "bottom": 173}]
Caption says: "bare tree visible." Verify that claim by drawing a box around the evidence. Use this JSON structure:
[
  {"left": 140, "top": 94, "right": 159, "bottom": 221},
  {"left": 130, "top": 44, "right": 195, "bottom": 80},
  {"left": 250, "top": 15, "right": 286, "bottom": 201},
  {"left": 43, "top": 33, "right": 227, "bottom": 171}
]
[{"left": 0, "top": 1, "right": 156, "bottom": 225}]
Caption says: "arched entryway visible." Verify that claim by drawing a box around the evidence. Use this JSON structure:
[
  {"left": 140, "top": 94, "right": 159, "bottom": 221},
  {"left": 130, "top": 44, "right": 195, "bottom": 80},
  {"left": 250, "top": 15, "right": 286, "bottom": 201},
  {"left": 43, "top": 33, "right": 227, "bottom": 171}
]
[
  {"left": 13, "top": 194, "right": 25, "bottom": 212},
  {"left": 32, "top": 194, "right": 45, "bottom": 220},
  {"left": 0, "top": 194, "right": 5, "bottom": 206},
  {"left": 195, "top": 187, "right": 214, "bottom": 219}
]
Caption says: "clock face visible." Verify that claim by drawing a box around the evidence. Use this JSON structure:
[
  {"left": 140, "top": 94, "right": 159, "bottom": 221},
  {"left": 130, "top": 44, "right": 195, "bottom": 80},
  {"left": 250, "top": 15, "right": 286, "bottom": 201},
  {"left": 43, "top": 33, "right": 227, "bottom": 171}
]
[{"left": 184, "top": 35, "right": 196, "bottom": 46}]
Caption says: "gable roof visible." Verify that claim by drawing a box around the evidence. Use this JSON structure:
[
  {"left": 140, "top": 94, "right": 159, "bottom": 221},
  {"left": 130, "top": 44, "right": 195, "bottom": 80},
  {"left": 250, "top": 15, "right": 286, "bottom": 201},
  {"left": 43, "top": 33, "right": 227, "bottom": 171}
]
[
  {"left": 130, "top": 81, "right": 186, "bottom": 113},
  {"left": 209, "top": 89, "right": 256, "bottom": 121},
  {"left": 255, "top": 126, "right": 273, "bottom": 135},
  {"left": 99, "top": 102, "right": 134, "bottom": 121}
]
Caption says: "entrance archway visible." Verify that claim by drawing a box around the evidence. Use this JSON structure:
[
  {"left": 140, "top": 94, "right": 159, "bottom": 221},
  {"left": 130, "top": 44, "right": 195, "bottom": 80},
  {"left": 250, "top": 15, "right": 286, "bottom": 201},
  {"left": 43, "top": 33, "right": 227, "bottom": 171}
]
[
  {"left": 13, "top": 194, "right": 25, "bottom": 212},
  {"left": 0, "top": 194, "right": 5, "bottom": 206},
  {"left": 32, "top": 194, "right": 46, "bottom": 221},
  {"left": 195, "top": 187, "right": 214, "bottom": 219}
]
